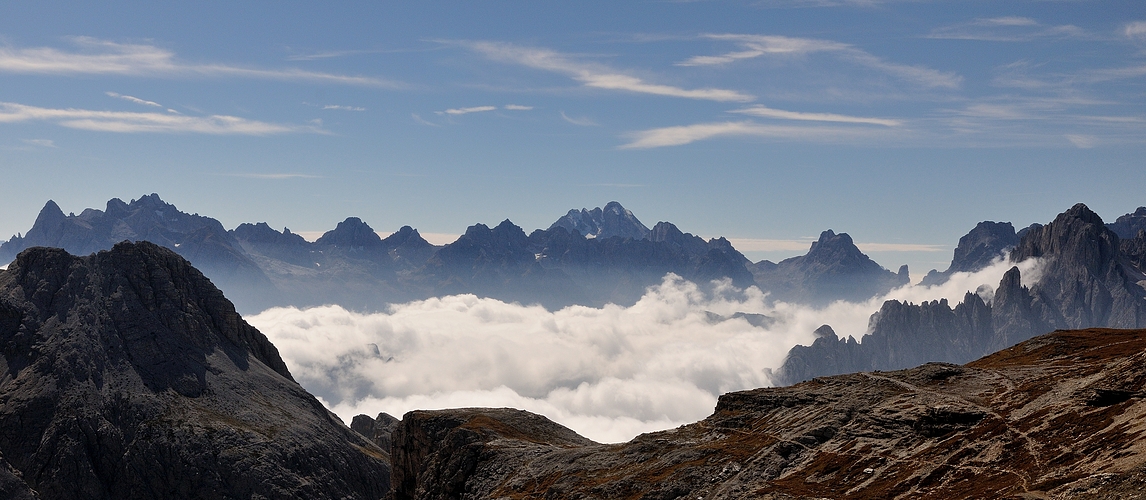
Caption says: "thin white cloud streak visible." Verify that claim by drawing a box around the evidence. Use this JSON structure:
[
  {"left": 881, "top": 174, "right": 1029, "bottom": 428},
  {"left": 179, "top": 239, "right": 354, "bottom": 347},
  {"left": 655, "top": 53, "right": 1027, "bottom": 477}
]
[
  {"left": 561, "top": 111, "right": 598, "bottom": 126},
  {"left": 681, "top": 34, "right": 961, "bottom": 89},
  {"left": 1065, "top": 134, "right": 1097, "bottom": 148},
  {"left": 730, "top": 105, "right": 901, "bottom": 126},
  {"left": 504, "top": 104, "right": 533, "bottom": 110},
  {"left": 619, "top": 120, "right": 889, "bottom": 149},
  {"left": 322, "top": 104, "right": 366, "bottom": 111},
  {"left": 753, "top": 0, "right": 919, "bottom": 6},
  {"left": 439, "top": 105, "right": 497, "bottom": 115},
  {"left": 410, "top": 113, "right": 438, "bottom": 126},
  {"left": 0, "top": 102, "right": 318, "bottom": 135},
  {"left": 20, "top": 138, "right": 56, "bottom": 148},
  {"left": 218, "top": 173, "right": 322, "bottom": 179},
  {"left": 1127, "top": 21, "right": 1146, "bottom": 40},
  {"left": 0, "top": 37, "right": 400, "bottom": 87},
  {"left": 928, "top": 17, "right": 1087, "bottom": 42},
  {"left": 462, "top": 41, "right": 754, "bottom": 102},
  {"left": 105, "top": 91, "right": 161, "bottom": 108},
  {"left": 249, "top": 258, "right": 1039, "bottom": 443}
]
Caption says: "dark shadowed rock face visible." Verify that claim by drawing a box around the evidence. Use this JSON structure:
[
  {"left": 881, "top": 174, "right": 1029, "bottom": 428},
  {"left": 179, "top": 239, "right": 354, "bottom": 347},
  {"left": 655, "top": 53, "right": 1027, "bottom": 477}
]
[
  {"left": 777, "top": 203, "right": 1146, "bottom": 385},
  {"left": 0, "top": 242, "right": 389, "bottom": 499},
  {"left": 1123, "top": 230, "right": 1146, "bottom": 273},
  {"left": 921, "top": 221, "right": 1018, "bottom": 286},
  {"left": 352, "top": 412, "right": 402, "bottom": 454},
  {"left": 390, "top": 328, "right": 1146, "bottom": 499},
  {"left": 750, "top": 230, "right": 909, "bottom": 305}
]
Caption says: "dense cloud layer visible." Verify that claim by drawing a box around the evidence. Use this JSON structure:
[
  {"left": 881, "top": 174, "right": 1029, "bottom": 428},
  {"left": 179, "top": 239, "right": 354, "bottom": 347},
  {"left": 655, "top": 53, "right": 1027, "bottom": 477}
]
[{"left": 248, "top": 258, "right": 1038, "bottom": 443}]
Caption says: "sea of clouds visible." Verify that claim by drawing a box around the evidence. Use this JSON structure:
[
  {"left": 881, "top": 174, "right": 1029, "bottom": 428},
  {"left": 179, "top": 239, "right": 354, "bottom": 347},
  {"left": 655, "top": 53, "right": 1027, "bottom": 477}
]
[{"left": 248, "top": 257, "right": 1040, "bottom": 443}]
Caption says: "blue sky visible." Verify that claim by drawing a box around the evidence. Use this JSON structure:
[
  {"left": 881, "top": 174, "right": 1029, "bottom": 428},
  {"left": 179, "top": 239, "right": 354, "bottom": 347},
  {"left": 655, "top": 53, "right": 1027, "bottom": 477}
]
[{"left": 1, "top": 0, "right": 1144, "bottom": 277}]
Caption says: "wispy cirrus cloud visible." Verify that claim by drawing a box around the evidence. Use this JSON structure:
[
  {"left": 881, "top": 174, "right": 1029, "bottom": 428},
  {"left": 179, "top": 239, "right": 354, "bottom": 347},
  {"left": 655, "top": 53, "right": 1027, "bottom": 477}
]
[
  {"left": 619, "top": 120, "right": 889, "bottom": 149},
  {"left": 680, "top": 34, "right": 962, "bottom": 89},
  {"left": 20, "top": 138, "right": 57, "bottom": 148},
  {"left": 434, "top": 104, "right": 533, "bottom": 116},
  {"left": 105, "top": 91, "right": 162, "bottom": 108},
  {"left": 928, "top": 17, "right": 1086, "bottom": 42},
  {"left": 0, "top": 101, "right": 320, "bottom": 135},
  {"left": 411, "top": 113, "right": 439, "bottom": 126},
  {"left": 730, "top": 105, "right": 901, "bottom": 126},
  {"left": 1127, "top": 21, "right": 1146, "bottom": 40},
  {"left": 753, "top": 0, "right": 920, "bottom": 6},
  {"left": 676, "top": 35, "right": 847, "bottom": 65},
  {"left": 0, "top": 37, "right": 402, "bottom": 87},
  {"left": 437, "top": 105, "right": 497, "bottom": 115},
  {"left": 322, "top": 104, "right": 366, "bottom": 111},
  {"left": 217, "top": 173, "right": 323, "bottom": 179},
  {"left": 561, "top": 111, "right": 598, "bottom": 126},
  {"left": 461, "top": 41, "right": 754, "bottom": 102}
]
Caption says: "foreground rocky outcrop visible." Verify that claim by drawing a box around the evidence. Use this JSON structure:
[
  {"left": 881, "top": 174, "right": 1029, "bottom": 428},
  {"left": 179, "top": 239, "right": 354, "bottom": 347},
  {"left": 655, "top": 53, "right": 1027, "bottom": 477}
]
[
  {"left": 0, "top": 242, "right": 389, "bottom": 499},
  {"left": 391, "top": 327, "right": 1146, "bottom": 499}
]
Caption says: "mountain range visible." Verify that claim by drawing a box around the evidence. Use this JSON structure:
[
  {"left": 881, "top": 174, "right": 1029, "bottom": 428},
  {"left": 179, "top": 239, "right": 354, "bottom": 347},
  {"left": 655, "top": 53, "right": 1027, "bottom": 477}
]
[{"left": 0, "top": 195, "right": 909, "bottom": 313}]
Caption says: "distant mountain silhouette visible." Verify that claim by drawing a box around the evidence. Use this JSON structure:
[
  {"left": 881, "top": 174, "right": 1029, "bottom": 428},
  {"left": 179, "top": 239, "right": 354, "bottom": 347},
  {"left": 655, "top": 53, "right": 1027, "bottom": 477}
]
[
  {"left": 2, "top": 196, "right": 922, "bottom": 311},
  {"left": 0, "top": 194, "right": 278, "bottom": 311},
  {"left": 749, "top": 229, "right": 909, "bottom": 305},
  {"left": 548, "top": 201, "right": 651, "bottom": 240}
]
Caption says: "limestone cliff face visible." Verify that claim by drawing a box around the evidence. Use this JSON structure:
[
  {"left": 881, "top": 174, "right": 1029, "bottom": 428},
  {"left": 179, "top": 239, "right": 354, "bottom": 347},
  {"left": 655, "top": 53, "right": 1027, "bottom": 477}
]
[
  {"left": 0, "top": 242, "right": 389, "bottom": 499},
  {"left": 1012, "top": 203, "right": 1146, "bottom": 330},
  {"left": 390, "top": 328, "right": 1146, "bottom": 499},
  {"left": 776, "top": 203, "right": 1146, "bottom": 385}
]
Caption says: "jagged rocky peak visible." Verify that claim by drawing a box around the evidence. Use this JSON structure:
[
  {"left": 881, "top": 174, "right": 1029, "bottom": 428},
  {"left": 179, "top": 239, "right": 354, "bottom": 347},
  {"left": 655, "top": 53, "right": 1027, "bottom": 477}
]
[
  {"left": 951, "top": 221, "right": 1018, "bottom": 272},
  {"left": 315, "top": 216, "right": 384, "bottom": 249},
  {"left": 806, "top": 229, "right": 863, "bottom": 261},
  {"left": 1012, "top": 202, "right": 1146, "bottom": 330},
  {"left": 1108, "top": 206, "right": 1146, "bottom": 239},
  {"left": 381, "top": 225, "right": 433, "bottom": 250},
  {"left": 548, "top": 201, "right": 651, "bottom": 240},
  {"left": 232, "top": 222, "right": 309, "bottom": 246},
  {"left": 0, "top": 242, "right": 389, "bottom": 498},
  {"left": 1012, "top": 203, "right": 1116, "bottom": 268},
  {"left": 921, "top": 220, "right": 1018, "bottom": 286},
  {"left": 804, "top": 230, "right": 897, "bottom": 278}
]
